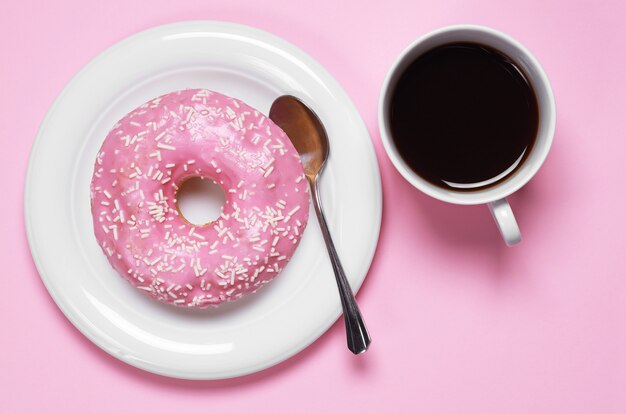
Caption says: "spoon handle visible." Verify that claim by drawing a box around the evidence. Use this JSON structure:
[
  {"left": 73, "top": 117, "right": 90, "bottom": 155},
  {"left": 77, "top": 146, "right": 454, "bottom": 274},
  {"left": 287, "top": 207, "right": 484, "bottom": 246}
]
[{"left": 309, "top": 176, "right": 371, "bottom": 354}]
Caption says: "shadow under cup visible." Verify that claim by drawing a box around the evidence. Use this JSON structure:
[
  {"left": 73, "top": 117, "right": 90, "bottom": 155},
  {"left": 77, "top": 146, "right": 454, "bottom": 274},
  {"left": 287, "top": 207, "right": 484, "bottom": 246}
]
[{"left": 379, "top": 25, "right": 556, "bottom": 207}]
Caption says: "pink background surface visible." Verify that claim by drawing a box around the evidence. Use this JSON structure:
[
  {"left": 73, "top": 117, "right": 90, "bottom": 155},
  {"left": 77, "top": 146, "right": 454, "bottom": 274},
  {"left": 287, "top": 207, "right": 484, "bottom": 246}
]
[{"left": 2, "top": 0, "right": 626, "bottom": 412}]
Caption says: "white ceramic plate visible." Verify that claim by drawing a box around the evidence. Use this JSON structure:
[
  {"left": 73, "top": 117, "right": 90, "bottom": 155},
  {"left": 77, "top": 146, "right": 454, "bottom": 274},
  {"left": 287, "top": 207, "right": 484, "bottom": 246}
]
[{"left": 25, "top": 21, "right": 382, "bottom": 379}]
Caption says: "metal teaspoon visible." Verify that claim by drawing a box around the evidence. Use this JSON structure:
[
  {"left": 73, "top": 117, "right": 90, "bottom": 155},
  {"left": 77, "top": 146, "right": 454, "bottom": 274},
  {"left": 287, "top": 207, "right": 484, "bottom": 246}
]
[{"left": 269, "top": 95, "right": 371, "bottom": 354}]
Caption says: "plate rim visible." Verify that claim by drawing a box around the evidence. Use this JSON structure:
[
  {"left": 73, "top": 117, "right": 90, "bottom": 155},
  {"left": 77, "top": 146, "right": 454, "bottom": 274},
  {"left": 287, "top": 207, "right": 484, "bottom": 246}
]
[{"left": 24, "top": 20, "right": 383, "bottom": 379}]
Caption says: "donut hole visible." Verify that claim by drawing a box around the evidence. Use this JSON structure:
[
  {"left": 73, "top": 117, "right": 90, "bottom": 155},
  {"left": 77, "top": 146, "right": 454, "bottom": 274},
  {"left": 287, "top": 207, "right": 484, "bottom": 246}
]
[{"left": 176, "top": 177, "right": 225, "bottom": 226}]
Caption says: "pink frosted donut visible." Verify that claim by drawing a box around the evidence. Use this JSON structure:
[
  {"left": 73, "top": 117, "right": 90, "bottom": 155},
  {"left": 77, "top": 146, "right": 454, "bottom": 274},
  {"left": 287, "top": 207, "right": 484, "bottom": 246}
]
[{"left": 90, "top": 89, "right": 309, "bottom": 308}]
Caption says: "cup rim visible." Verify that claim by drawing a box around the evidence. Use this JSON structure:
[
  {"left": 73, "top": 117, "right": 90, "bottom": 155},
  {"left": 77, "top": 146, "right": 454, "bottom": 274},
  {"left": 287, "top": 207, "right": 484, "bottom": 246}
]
[{"left": 378, "top": 24, "right": 556, "bottom": 205}]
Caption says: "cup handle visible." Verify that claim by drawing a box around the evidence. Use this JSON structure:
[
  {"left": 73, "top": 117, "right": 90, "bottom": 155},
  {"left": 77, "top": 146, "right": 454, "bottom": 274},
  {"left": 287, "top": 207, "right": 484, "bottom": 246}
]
[{"left": 488, "top": 198, "right": 521, "bottom": 246}]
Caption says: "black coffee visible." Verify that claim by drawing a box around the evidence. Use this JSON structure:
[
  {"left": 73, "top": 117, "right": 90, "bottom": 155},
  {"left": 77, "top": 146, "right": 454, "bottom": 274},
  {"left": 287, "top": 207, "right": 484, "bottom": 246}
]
[{"left": 389, "top": 42, "right": 539, "bottom": 191}]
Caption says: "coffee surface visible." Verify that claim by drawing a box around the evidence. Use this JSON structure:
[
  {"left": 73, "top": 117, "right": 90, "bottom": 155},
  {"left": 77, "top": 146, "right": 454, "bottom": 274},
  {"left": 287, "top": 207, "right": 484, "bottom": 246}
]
[{"left": 390, "top": 42, "right": 539, "bottom": 191}]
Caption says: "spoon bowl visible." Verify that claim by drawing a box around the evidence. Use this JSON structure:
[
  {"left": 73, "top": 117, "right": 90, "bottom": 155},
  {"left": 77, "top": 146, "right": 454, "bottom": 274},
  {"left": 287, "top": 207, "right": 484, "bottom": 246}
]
[{"left": 269, "top": 96, "right": 328, "bottom": 180}]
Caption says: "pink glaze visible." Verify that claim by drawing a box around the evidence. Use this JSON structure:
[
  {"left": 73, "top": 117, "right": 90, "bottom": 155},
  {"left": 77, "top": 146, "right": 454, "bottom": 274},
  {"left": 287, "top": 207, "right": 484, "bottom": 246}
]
[{"left": 90, "top": 89, "right": 309, "bottom": 308}]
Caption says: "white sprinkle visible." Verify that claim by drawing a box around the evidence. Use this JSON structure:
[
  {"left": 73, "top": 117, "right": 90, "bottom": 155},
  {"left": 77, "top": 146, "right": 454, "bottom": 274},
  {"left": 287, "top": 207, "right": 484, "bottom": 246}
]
[
  {"left": 184, "top": 107, "right": 195, "bottom": 123},
  {"left": 157, "top": 142, "right": 176, "bottom": 151},
  {"left": 154, "top": 131, "right": 167, "bottom": 141},
  {"left": 148, "top": 151, "right": 162, "bottom": 162},
  {"left": 263, "top": 166, "right": 274, "bottom": 177},
  {"left": 225, "top": 106, "right": 236, "bottom": 119}
]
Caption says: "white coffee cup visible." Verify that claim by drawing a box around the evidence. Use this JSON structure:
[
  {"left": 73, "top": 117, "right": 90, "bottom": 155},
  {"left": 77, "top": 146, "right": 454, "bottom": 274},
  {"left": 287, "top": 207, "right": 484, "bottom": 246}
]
[{"left": 378, "top": 25, "right": 556, "bottom": 246}]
